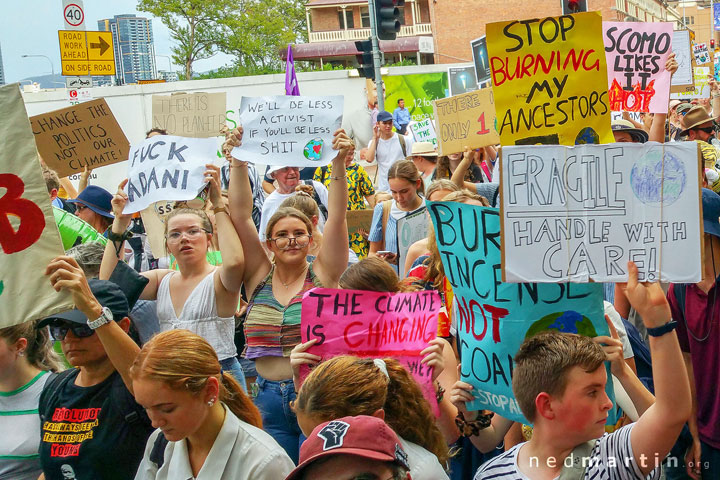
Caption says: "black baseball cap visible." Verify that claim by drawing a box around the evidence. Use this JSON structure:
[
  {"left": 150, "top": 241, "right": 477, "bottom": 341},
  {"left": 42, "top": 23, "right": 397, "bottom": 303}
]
[{"left": 37, "top": 279, "right": 129, "bottom": 327}]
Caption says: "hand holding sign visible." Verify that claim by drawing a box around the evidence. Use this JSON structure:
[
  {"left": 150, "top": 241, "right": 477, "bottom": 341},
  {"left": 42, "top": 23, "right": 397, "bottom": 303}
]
[
  {"left": 593, "top": 316, "right": 626, "bottom": 377},
  {"left": 290, "top": 338, "right": 321, "bottom": 392},
  {"left": 204, "top": 164, "right": 223, "bottom": 208},
  {"left": 110, "top": 179, "right": 132, "bottom": 234},
  {"left": 620, "top": 261, "right": 672, "bottom": 329},
  {"left": 419, "top": 337, "right": 446, "bottom": 383}
]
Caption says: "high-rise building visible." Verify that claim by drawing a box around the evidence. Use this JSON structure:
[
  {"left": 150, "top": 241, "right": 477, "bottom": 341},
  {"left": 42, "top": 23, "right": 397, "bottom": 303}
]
[
  {"left": 98, "top": 14, "right": 156, "bottom": 85},
  {"left": 0, "top": 43, "right": 5, "bottom": 85}
]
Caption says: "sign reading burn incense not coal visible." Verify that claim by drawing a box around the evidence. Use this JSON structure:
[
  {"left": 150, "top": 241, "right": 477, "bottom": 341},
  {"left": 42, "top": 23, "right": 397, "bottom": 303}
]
[
  {"left": 30, "top": 98, "right": 130, "bottom": 178},
  {"left": 234, "top": 95, "right": 343, "bottom": 167},
  {"left": 487, "top": 12, "right": 613, "bottom": 146},
  {"left": 603, "top": 22, "right": 673, "bottom": 113},
  {"left": 500, "top": 142, "right": 703, "bottom": 283}
]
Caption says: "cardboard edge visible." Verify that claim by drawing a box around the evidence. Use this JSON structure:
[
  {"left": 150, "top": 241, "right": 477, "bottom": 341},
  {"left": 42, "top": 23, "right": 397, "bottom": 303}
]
[
  {"left": 697, "top": 142, "right": 706, "bottom": 281},
  {"left": 499, "top": 145, "right": 506, "bottom": 282}
]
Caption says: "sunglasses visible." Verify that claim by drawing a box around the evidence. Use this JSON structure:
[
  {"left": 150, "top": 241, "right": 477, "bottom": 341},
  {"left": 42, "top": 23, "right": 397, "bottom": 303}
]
[
  {"left": 695, "top": 126, "right": 715, "bottom": 134},
  {"left": 50, "top": 322, "right": 95, "bottom": 341}
]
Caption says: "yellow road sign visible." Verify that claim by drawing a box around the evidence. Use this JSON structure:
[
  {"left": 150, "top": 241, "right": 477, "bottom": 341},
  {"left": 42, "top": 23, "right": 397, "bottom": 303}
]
[{"left": 58, "top": 30, "right": 116, "bottom": 76}]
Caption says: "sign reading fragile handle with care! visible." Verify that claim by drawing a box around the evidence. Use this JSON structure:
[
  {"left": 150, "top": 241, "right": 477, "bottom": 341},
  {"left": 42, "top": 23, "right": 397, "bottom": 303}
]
[
  {"left": 234, "top": 96, "right": 343, "bottom": 167},
  {"left": 30, "top": 98, "right": 130, "bottom": 178},
  {"left": 500, "top": 142, "right": 702, "bottom": 283}
]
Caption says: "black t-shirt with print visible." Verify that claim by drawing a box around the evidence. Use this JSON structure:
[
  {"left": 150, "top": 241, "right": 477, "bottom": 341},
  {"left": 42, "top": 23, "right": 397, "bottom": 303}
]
[{"left": 38, "top": 369, "right": 153, "bottom": 480}]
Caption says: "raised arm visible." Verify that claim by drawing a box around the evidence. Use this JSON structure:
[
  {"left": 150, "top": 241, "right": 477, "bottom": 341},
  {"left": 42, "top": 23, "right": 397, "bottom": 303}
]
[
  {"left": 314, "top": 129, "right": 351, "bottom": 286},
  {"left": 622, "top": 261, "right": 692, "bottom": 476},
  {"left": 224, "top": 128, "right": 272, "bottom": 289},
  {"left": 366, "top": 124, "right": 380, "bottom": 164},
  {"left": 451, "top": 147, "right": 475, "bottom": 190}
]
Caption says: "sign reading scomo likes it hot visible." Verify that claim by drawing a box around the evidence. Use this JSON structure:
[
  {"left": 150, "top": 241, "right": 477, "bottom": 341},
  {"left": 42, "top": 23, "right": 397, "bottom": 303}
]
[{"left": 486, "top": 12, "right": 613, "bottom": 146}]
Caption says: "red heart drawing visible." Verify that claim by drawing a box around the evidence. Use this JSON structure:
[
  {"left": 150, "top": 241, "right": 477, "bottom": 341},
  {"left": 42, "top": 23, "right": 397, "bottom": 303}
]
[{"left": 313, "top": 144, "right": 322, "bottom": 154}]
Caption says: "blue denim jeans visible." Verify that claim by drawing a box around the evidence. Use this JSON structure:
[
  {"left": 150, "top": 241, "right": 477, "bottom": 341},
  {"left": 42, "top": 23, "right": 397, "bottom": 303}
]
[
  {"left": 219, "top": 356, "right": 247, "bottom": 393},
  {"left": 253, "top": 374, "right": 303, "bottom": 464}
]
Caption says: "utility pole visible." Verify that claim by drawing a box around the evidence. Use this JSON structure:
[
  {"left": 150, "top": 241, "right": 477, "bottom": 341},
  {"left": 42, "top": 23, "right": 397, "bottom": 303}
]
[{"left": 367, "top": 0, "right": 385, "bottom": 111}]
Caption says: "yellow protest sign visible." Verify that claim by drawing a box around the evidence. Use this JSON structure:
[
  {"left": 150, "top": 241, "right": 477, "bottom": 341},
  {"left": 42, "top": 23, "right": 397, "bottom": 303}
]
[
  {"left": 487, "top": 12, "right": 613, "bottom": 146},
  {"left": 433, "top": 88, "right": 500, "bottom": 155}
]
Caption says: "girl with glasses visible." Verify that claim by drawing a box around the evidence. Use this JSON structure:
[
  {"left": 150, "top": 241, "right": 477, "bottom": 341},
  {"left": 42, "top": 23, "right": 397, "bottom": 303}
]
[
  {"left": 222, "top": 127, "right": 352, "bottom": 463},
  {"left": 99, "top": 164, "right": 248, "bottom": 391}
]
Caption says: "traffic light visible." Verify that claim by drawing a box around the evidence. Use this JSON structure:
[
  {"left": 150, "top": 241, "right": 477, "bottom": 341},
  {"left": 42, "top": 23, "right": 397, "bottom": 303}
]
[
  {"left": 562, "top": 0, "right": 587, "bottom": 14},
  {"left": 712, "top": 39, "right": 716, "bottom": 50},
  {"left": 355, "top": 39, "right": 375, "bottom": 78},
  {"left": 376, "top": 0, "right": 401, "bottom": 41}
]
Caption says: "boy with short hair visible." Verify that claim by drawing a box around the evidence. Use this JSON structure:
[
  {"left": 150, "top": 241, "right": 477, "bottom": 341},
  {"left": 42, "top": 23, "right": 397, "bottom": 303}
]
[{"left": 475, "top": 261, "right": 691, "bottom": 479}]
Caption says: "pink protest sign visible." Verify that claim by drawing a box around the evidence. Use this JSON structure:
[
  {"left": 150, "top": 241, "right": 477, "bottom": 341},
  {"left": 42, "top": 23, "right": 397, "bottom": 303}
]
[
  {"left": 603, "top": 21, "right": 673, "bottom": 113},
  {"left": 301, "top": 288, "right": 441, "bottom": 415}
]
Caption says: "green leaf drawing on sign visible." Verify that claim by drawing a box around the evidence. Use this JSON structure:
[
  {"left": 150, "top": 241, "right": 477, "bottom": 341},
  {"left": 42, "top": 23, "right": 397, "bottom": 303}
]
[{"left": 0, "top": 281, "right": 4, "bottom": 297}]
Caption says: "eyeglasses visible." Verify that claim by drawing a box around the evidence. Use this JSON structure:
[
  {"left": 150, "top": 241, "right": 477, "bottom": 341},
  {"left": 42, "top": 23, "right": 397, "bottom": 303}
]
[
  {"left": 50, "top": 322, "right": 95, "bottom": 341},
  {"left": 269, "top": 234, "right": 311, "bottom": 250},
  {"left": 166, "top": 228, "right": 210, "bottom": 241},
  {"left": 75, "top": 204, "right": 88, "bottom": 212}
]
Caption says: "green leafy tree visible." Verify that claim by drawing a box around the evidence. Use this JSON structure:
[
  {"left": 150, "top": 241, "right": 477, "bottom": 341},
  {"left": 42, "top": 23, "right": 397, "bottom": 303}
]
[{"left": 138, "top": 0, "right": 228, "bottom": 79}]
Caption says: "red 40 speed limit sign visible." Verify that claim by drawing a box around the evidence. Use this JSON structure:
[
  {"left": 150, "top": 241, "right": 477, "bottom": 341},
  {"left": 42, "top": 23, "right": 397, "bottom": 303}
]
[{"left": 63, "top": 0, "right": 85, "bottom": 30}]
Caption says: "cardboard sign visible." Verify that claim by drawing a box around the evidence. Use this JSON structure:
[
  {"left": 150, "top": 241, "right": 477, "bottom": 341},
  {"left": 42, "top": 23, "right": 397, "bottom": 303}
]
[
  {"left": 301, "top": 288, "right": 441, "bottom": 415},
  {"left": 448, "top": 65, "right": 479, "bottom": 96},
  {"left": 694, "top": 42, "right": 711, "bottom": 65},
  {"left": 0, "top": 84, "right": 73, "bottom": 328},
  {"left": 140, "top": 200, "right": 176, "bottom": 257},
  {"left": 427, "top": 202, "right": 613, "bottom": 424},
  {"left": 433, "top": 88, "right": 500, "bottom": 155},
  {"left": 30, "top": 98, "right": 130, "bottom": 178},
  {"left": 500, "top": 142, "right": 702, "bottom": 283},
  {"left": 123, "top": 135, "right": 217, "bottom": 214},
  {"left": 384, "top": 73, "right": 449, "bottom": 123},
  {"left": 397, "top": 208, "right": 429, "bottom": 277},
  {"left": 235, "top": 96, "right": 343, "bottom": 167},
  {"left": 487, "top": 12, "right": 614, "bottom": 146},
  {"left": 409, "top": 118, "right": 438, "bottom": 149},
  {"left": 603, "top": 22, "right": 673, "bottom": 113},
  {"left": 671, "top": 66, "right": 711, "bottom": 99},
  {"left": 152, "top": 92, "right": 227, "bottom": 138},
  {"left": 471, "top": 36, "right": 491, "bottom": 85},
  {"left": 346, "top": 209, "right": 374, "bottom": 235},
  {"left": 671, "top": 30, "right": 694, "bottom": 89}
]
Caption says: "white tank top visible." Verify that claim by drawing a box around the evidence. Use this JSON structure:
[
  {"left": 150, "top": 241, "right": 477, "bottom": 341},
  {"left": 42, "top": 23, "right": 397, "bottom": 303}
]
[{"left": 156, "top": 269, "right": 237, "bottom": 360}]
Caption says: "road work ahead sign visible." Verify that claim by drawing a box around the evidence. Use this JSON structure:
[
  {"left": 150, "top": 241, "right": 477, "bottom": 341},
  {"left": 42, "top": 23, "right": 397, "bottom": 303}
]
[{"left": 58, "top": 30, "right": 115, "bottom": 76}]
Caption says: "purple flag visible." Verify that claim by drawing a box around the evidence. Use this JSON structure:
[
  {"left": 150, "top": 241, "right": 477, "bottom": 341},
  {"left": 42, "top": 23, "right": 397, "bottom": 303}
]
[{"left": 285, "top": 45, "right": 300, "bottom": 96}]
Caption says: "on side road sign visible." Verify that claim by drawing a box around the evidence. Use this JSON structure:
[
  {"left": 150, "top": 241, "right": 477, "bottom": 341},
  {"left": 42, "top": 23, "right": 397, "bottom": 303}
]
[{"left": 59, "top": 30, "right": 116, "bottom": 76}]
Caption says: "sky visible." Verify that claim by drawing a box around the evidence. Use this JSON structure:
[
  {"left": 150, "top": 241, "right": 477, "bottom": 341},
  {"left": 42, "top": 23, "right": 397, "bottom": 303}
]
[{"left": 0, "top": 0, "right": 234, "bottom": 83}]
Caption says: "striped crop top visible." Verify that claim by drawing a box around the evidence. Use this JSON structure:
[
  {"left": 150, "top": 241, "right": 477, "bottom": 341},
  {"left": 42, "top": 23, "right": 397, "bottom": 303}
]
[{"left": 243, "top": 263, "right": 322, "bottom": 359}]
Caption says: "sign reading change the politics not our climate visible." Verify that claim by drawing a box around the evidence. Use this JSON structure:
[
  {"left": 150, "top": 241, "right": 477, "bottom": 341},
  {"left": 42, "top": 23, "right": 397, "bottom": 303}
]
[
  {"left": 301, "top": 288, "right": 441, "bottom": 415},
  {"left": 0, "top": 84, "right": 74, "bottom": 328},
  {"left": 123, "top": 135, "right": 218, "bottom": 214},
  {"left": 603, "top": 21, "right": 673, "bottom": 113},
  {"left": 427, "top": 202, "right": 613, "bottom": 424},
  {"left": 152, "top": 92, "right": 227, "bottom": 138},
  {"left": 30, "top": 98, "right": 130, "bottom": 178},
  {"left": 487, "top": 12, "right": 614, "bottom": 146},
  {"left": 433, "top": 88, "right": 500, "bottom": 155},
  {"left": 235, "top": 96, "right": 343, "bottom": 167},
  {"left": 500, "top": 142, "right": 702, "bottom": 283}
]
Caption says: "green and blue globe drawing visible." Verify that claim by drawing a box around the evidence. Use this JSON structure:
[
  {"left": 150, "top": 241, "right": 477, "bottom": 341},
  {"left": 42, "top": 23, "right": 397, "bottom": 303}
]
[
  {"left": 303, "top": 138, "right": 323, "bottom": 161},
  {"left": 524, "top": 311, "right": 598, "bottom": 338},
  {"left": 630, "top": 150, "right": 686, "bottom": 205},
  {"left": 574, "top": 127, "right": 600, "bottom": 145}
]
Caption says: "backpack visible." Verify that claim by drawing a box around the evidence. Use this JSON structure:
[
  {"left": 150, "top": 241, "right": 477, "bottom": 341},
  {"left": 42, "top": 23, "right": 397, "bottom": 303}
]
[
  {"left": 303, "top": 180, "right": 328, "bottom": 221},
  {"left": 397, "top": 133, "right": 407, "bottom": 157}
]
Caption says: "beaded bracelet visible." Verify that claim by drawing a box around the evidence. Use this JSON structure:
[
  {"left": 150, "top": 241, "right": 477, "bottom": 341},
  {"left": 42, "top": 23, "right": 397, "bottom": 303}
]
[
  {"left": 435, "top": 381, "right": 445, "bottom": 404},
  {"left": 455, "top": 411, "right": 494, "bottom": 437}
]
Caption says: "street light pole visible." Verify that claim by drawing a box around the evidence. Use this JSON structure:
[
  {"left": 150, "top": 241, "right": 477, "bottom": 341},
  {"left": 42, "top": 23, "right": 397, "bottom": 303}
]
[{"left": 21, "top": 54, "right": 55, "bottom": 77}]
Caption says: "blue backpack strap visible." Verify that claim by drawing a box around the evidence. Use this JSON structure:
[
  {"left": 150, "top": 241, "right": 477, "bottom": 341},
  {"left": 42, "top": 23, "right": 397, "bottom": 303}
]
[{"left": 149, "top": 433, "right": 169, "bottom": 468}]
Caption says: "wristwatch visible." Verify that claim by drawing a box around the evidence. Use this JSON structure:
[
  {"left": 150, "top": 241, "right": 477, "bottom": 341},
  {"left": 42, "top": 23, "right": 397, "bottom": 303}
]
[
  {"left": 646, "top": 320, "right": 677, "bottom": 337},
  {"left": 87, "top": 307, "right": 114, "bottom": 330}
]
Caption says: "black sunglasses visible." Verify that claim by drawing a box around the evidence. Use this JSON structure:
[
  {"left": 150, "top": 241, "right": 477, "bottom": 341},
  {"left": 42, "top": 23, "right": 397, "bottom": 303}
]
[
  {"left": 695, "top": 126, "right": 715, "bottom": 134},
  {"left": 50, "top": 322, "right": 95, "bottom": 341}
]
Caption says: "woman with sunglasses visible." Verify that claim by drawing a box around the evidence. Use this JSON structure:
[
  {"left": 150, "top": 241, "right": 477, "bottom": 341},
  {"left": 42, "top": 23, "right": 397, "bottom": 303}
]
[
  {"left": 99, "top": 164, "right": 248, "bottom": 390},
  {"left": 222, "top": 127, "right": 351, "bottom": 463}
]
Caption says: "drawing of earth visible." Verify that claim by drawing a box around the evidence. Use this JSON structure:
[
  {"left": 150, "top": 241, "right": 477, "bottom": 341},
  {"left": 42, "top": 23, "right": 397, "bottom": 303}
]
[
  {"left": 574, "top": 127, "right": 600, "bottom": 145},
  {"left": 303, "top": 138, "right": 324, "bottom": 161},
  {"left": 630, "top": 150, "right": 686, "bottom": 205},
  {"left": 524, "top": 311, "right": 598, "bottom": 339}
]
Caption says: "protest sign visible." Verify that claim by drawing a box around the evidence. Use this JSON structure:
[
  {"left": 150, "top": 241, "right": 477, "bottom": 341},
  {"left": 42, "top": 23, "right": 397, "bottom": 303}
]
[
  {"left": 671, "top": 30, "right": 694, "bottom": 90},
  {"left": 384, "top": 73, "right": 449, "bottom": 123},
  {"left": 471, "top": 36, "right": 491, "bottom": 85},
  {"left": 301, "top": 288, "right": 441, "bottom": 415},
  {"left": 487, "top": 12, "right": 614, "bottom": 146},
  {"left": 235, "top": 96, "right": 343, "bottom": 167},
  {"left": 123, "top": 135, "right": 217, "bottom": 214},
  {"left": 30, "top": 98, "right": 130, "bottom": 178},
  {"left": 448, "top": 65, "right": 479, "bottom": 96},
  {"left": 0, "top": 84, "right": 73, "bottom": 328},
  {"left": 397, "top": 209, "right": 429, "bottom": 277},
  {"left": 409, "top": 118, "right": 438, "bottom": 149},
  {"left": 427, "top": 201, "right": 612, "bottom": 424},
  {"left": 346, "top": 209, "right": 374, "bottom": 235},
  {"left": 140, "top": 200, "right": 176, "bottom": 257},
  {"left": 152, "top": 92, "right": 227, "bottom": 138},
  {"left": 433, "top": 88, "right": 500, "bottom": 155},
  {"left": 671, "top": 66, "right": 711, "bottom": 99},
  {"left": 603, "top": 21, "right": 673, "bottom": 113},
  {"left": 693, "top": 42, "right": 711, "bottom": 65},
  {"left": 500, "top": 142, "right": 702, "bottom": 283}
]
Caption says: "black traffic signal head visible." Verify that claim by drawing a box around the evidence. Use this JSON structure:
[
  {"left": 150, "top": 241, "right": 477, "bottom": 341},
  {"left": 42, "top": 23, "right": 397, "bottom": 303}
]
[
  {"left": 355, "top": 39, "right": 375, "bottom": 78},
  {"left": 376, "top": 0, "right": 401, "bottom": 41}
]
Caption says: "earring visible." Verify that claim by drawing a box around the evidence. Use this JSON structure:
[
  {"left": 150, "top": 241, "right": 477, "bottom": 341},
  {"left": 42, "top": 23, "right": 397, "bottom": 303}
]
[
  {"left": 207, "top": 398, "right": 216, "bottom": 407},
  {"left": 18, "top": 351, "right": 25, "bottom": 357}
]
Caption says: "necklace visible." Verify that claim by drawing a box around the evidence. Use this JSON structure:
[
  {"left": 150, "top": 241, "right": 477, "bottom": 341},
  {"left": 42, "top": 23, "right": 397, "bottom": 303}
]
[{"left": 277, "top": 264, "right": 309, "bottom": 289}]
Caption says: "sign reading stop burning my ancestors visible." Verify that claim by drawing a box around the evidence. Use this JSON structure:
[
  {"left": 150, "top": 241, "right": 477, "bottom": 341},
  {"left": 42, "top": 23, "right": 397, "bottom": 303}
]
[
  {"left": 500, "top": 142, "right": 703, "bottom": 283},
  {"left": 30, "top": 98, "right": 129, "bottom": 178}
]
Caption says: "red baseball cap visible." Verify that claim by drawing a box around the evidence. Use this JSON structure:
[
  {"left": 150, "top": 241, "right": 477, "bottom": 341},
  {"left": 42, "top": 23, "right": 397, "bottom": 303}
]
[{"left": 285, "top": 416, "right": 410, "bottom": 480}]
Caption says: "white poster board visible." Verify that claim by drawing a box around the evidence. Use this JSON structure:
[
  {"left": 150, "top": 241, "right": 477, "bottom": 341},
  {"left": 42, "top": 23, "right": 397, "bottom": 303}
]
[
  {"left": 397, "top": 209, "right": 429, "bottom": 277},
  {"left": 123, "top": 135, "right": 217, "bottom": 214},
  {"left": 234, "top": 96, "right": 343, "bottom": 167},
  {"left": 409, "top": 118, "right": 438, "bottom": 149},
  {"left": 672, "top": 30, "right": 693, "bottom": 87},
  {"left": 500, "top": 142, "right": 702, "bottom": 283}
]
